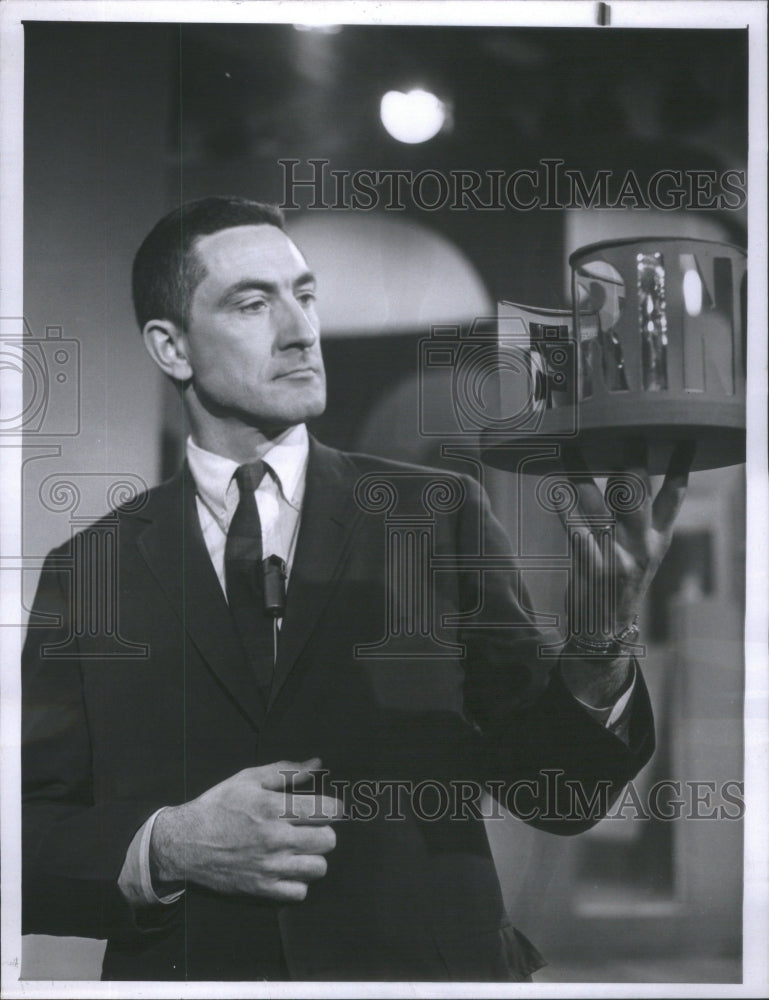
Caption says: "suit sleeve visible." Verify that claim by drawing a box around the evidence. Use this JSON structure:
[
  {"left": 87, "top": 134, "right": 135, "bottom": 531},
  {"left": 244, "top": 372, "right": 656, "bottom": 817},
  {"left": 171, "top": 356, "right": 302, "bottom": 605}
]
[
  {"left": 22, "top": 549, "right": 176, "bottom": 941},
  {"left": 456, "top": 476, "right": 655, "bottom": 834}
]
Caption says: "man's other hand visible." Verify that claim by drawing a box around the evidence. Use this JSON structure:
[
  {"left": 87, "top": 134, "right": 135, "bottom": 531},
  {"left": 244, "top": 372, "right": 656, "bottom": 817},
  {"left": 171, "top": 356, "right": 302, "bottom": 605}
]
[{"left": 149, "top": 758, "right": 343, "bottom": 902}]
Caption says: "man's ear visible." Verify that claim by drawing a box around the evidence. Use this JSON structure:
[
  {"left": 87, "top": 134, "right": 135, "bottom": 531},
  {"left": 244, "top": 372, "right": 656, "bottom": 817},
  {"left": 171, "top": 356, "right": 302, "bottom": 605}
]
[{"left": 142, "top": 320, "right": 193, "bottom": 382}]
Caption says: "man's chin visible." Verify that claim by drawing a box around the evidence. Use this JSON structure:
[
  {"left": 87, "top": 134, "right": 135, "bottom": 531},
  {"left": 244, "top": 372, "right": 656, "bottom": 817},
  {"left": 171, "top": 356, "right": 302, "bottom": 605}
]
[{"left": 252, "top": 398, "right": 327, "bottom": 435}]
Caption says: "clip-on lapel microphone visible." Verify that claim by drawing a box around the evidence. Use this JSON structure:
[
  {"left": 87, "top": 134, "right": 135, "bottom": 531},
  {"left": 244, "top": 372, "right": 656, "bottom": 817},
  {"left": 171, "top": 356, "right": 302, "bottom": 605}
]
[{"left": 263, "top": 554, "right": 287, "bottom": 664}]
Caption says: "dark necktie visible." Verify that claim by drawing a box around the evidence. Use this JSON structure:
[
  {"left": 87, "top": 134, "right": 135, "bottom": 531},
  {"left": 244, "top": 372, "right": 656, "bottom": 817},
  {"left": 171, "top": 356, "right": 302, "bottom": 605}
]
[{"left": 224, "top": 461, "right": 274, "bottom": 693}]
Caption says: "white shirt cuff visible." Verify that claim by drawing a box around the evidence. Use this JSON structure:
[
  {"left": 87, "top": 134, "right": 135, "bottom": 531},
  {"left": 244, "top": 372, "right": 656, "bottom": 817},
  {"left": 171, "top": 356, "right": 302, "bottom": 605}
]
[
  {"left": 118, "top": 807, "right": 185, "bottom": 909},
  {"left": 571, "top": 665, "right": 637, "bottom": 730}
]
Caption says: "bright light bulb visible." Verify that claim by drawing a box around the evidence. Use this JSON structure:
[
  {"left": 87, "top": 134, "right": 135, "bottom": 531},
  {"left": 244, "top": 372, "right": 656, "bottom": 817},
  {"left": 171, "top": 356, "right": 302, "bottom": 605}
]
[{"left": 380, "top": 89, "right": 448, "bottom": 144}]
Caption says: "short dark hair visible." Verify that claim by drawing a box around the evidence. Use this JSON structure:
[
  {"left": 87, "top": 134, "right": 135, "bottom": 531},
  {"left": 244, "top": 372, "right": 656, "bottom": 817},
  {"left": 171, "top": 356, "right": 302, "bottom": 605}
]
[{"left": 132, "top": 196, "right": 285, "bottom": 329}]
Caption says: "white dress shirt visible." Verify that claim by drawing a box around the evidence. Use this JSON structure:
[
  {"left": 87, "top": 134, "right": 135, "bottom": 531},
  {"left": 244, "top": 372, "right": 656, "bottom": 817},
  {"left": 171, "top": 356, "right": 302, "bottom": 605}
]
[{"left": 189, "top": 423, "right": 309, "bottom": 596}]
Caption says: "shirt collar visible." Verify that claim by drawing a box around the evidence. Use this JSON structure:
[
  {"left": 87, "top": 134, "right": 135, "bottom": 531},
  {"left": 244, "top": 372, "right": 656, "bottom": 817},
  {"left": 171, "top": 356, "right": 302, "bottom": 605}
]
[{"left": 186, "top": 424, "right": 309, "bottom": 529}]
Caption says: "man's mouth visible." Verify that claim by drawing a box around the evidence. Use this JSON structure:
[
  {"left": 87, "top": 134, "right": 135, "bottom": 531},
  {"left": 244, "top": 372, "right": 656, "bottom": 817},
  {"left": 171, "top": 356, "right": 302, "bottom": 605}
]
[{"left": 275, "top": 367, "right": 319, "bottom": 380}]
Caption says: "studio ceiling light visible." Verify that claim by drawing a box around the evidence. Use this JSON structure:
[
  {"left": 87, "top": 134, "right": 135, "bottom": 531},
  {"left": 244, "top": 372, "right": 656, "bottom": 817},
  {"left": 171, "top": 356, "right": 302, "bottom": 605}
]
[{"left": 380, "top": 89, "right": 450, "bottom": 144}]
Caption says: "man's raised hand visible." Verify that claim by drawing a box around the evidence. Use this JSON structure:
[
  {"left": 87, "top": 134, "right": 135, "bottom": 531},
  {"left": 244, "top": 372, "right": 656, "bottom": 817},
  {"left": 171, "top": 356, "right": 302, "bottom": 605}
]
[
  {"left": 555, "top": 440, "right": 695, "bottom": 707},
  {"left": 558, "top": 439, "right": 695, "bottom": 639}
]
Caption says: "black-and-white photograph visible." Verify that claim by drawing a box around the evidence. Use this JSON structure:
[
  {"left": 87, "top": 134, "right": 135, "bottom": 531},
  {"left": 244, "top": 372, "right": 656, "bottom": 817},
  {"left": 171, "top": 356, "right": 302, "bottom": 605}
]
[{"left": 1, "top": 1, "right": 766, "bottom": 995}]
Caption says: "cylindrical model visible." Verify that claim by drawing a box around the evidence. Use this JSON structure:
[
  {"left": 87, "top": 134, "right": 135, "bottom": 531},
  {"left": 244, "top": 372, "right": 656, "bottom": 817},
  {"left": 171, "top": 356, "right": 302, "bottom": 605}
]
[{"left": 482, "top": 237, "right": 747, "bottom": 474}]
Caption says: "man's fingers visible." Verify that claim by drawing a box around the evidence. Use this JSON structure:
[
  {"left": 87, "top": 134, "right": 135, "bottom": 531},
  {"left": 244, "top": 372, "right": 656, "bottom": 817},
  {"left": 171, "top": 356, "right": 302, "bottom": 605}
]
[
  {"left": 276, "top": 852, "right": 328, "bottom": 882},
  {"left": 259, "top": 786, "right": 345, "bottom": 823},
  {"left": 285, "top": 793, "right": 347, "bottom": 824},
  {"left": 652, "top": 441, "right": 696, "bottom": 533},
  {"left": 557, "top": 445, "right": 606, "bottom": 519},
  {"left": 605, "top": 438, "right": 652, "bottom": 529},
  {"left": 271, "top": 880, "right": 310, "bottom": 903},
  {"left": 565, "top": 524, "right": 604, "bottom": 568},
  {"left": 259, "top": 758, "right": 323, "bottom": 792},
  {"left": 285, "top": 822, "right": 337, "bottom": 855}
]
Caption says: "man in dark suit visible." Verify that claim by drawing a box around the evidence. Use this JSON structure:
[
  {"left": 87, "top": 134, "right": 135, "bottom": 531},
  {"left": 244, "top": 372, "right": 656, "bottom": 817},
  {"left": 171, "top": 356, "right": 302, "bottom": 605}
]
[{"left": 22, "top": 197, "right": 690, "bottom": 981}]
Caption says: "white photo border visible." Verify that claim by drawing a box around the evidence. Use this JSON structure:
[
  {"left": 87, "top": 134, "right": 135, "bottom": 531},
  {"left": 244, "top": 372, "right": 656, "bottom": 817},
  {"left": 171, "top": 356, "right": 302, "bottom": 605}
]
[{"left": 1, "top": 2, "right": 766, "bottom": 997}]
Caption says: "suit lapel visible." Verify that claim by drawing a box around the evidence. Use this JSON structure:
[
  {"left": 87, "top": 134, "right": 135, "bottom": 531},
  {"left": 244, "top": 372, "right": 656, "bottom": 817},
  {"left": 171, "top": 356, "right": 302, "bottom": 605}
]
[
  {"left": 268, "top": 438, "right": 363, "bottom": 710},
  {"left": 135, "top": 466, "right": 265, "bottom": 729}
]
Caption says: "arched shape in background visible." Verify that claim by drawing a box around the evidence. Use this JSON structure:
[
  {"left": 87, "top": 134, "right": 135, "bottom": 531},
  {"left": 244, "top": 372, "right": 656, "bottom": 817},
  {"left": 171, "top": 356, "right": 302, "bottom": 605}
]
[
  {"left": 288, "top": 211, "right": 494, "bottom": 473},
  {"left": 286, "top": 211, "right": 492, "bottom": 336}
]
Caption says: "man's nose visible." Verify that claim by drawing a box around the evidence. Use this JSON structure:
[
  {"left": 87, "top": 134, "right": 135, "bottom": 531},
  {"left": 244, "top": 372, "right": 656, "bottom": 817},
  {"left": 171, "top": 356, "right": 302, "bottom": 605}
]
[{"left": 274, "top": 296, "right": 318, "bottom": 349}]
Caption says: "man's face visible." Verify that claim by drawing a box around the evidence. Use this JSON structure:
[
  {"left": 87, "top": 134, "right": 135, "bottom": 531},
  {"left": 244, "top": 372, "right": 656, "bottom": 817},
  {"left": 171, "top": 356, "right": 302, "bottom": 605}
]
[{"left": 181, "top": 224, "right": 326, "bottom": 432}]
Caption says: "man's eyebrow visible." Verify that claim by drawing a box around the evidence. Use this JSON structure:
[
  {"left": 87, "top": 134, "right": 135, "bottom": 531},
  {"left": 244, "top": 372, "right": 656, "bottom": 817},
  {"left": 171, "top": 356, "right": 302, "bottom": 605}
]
[{"left": 217, "top": 272, "right": 316, "bottom": 307}]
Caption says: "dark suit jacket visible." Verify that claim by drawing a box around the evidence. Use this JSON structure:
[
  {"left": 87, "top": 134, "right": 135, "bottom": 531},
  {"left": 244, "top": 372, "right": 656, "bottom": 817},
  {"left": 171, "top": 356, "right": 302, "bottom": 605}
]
[{"left": 22, "top": 438, "right": 654, "bottom": 981}]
